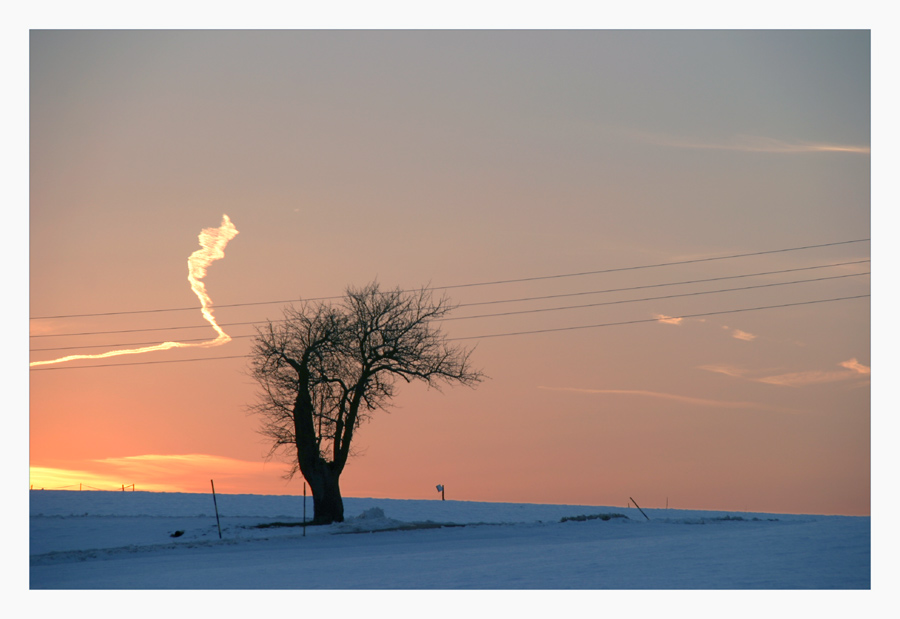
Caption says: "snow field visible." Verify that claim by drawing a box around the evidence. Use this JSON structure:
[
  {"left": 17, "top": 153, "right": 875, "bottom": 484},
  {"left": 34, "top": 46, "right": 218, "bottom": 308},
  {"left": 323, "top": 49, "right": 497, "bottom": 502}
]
[{"left": 29, "top": 490, "right": 869, "bottom": 592}]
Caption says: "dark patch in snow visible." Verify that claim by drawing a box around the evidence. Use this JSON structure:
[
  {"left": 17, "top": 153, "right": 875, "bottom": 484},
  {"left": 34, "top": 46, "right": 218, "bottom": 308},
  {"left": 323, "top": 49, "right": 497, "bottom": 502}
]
[
  {"left": 334, "top": 522, "right": 467, "bottom": 535},
  {"left": 560, "top": 513, "right": 629, "bottom": 523}
]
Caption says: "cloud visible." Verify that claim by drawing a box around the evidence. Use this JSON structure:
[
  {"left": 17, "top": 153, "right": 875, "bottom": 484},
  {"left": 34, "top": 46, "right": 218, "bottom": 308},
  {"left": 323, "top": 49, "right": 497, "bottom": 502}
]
[
  {"left": 756, "top": 371, "right": 854, "bottom": 387},
  {"left": 538, "top": 386, "right": 799, "bottom": 413},
  {"left": 634, "top": 131, "right": 870, "bottom": 155},
  {"left": 839, "top": 358, "right": 870, "bottom": 375},
  {"left": 731, "top": 329, "right": 757, "bottom": 342},
  {"left": 655, "top": 314, "right": 683, "bottom": 325},
  {"left": 697, "top": 364, "right": 748, "bottom": 378},
  {"left": 29, "top": 320, "right": 69, "bottom": 336},
  {"left": 700, "top": 359, "right": 870, "bottom": 388},
  {"left": 92, "top": 453, "right": 255, "bottom": 473}
]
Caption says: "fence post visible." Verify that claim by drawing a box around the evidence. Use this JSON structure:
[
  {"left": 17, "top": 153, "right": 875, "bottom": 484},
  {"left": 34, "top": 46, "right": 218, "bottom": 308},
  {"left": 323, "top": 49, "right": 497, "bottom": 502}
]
[
  {"left": 211, "top": 479, "right": 222, "bottom": 539},
  {"left": 629, "top": 496, "right": 651, "bottom": 521}
]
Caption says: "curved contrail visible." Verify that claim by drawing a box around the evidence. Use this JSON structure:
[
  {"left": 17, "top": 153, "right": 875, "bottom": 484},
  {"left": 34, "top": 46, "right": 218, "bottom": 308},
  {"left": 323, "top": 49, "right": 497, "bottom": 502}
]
[{"left": 30, "top": 215, "right": 239, "bottom": 367}]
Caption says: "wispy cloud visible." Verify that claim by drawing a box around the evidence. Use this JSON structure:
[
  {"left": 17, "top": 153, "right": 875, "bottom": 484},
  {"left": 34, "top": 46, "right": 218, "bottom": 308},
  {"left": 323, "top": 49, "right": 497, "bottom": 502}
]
[
  {"left": 29, "top": 319, "right": 70, "bottom": 336},
  {"left": 697, "top": 364, "right": 749, "bottom": 378},
  {"left": 731, "top": 329, "right": 757, "bottom": 342},
  {"left": 91, "top": 453, "right": 256, "bottom": 474},
  {"left": 655, "top": 314, "right": 683, "bottom": 325},
  {"left": 538, "top": 386, "right": 799, "bottom": 413},
  {"left": 634, "top": 131, "right": 869, "bottom": 155},
  {"left": 700, "top": 358, "right": 870, "bottom": 388},
  {"left": 839, "top": 358, "right": 870, "bottom": 375},
  {"left": 756, "top": 371, "right": 853, "bottom": 387}
]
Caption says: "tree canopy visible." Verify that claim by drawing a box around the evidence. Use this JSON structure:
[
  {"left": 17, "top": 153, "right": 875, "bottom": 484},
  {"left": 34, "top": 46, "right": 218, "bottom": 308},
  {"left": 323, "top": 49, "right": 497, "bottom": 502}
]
[{"left": 248, "top": 282, "right": 483, "bottom": 523}]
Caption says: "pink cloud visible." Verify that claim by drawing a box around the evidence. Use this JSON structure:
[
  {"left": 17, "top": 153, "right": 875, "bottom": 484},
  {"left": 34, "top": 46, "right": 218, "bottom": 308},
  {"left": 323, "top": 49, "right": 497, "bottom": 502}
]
[
  {"left": 655, "top": 314, "right": 683, "bottom": 325},
  {"left": 701, "top": 359, "right": 870, "bottom": 388},
  {"left": 538, "top": 386, "right": 799, "bottom": 413},
  {"left": 731, "top": 329, "right": 757, "bottom": 342},
  {"left": 839, "top": 358, "right": 870, "bottom": 374},
  {"left": 697, "top": 364, "right": 748, "bottom": 378},
  {"left": 633, "top": 130, "right": 870, "bottom": 155}
]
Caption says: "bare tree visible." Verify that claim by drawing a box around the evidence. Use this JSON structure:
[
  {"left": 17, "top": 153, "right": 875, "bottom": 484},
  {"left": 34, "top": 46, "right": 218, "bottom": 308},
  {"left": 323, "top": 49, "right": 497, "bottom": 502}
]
[{"left": 248, "top": 282, "right": 484, "bottom": 524}]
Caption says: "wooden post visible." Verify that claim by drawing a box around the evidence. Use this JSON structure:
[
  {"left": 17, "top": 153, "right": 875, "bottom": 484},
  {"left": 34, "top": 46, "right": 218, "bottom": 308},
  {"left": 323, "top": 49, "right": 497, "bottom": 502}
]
[
  {"left": 211, "top": 479, "right": 222, "bottom": 539},
  {"left": 629, "top": 496, "right": 650, "bottom": 521}
]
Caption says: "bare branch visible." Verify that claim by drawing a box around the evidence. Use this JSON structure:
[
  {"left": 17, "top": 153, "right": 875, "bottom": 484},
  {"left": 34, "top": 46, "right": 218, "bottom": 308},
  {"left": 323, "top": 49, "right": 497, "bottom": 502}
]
[{"left": 246, "top": 281, "right": 484, "bottom": 523}]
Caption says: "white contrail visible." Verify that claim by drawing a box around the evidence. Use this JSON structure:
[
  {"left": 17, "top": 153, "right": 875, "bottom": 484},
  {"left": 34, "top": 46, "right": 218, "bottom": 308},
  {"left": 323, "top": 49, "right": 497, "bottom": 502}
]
[
  {"left": 30, "top": 215, "right": 239, "bottom": 367},
  {"left": 187, "top": 214, "right": 239, "bottom": 343}
]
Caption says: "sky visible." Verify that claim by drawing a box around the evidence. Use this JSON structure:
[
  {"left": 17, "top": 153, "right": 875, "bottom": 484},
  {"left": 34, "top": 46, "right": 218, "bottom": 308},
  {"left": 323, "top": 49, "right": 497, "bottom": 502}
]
[{"left": 26, "top": 28, "right": 873, "bottom": 515}]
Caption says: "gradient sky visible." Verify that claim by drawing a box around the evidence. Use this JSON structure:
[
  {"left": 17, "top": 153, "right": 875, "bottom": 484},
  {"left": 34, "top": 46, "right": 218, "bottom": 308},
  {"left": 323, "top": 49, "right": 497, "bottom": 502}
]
[{"left": 27, "top": 30, "right": 871, "bottom": 515}]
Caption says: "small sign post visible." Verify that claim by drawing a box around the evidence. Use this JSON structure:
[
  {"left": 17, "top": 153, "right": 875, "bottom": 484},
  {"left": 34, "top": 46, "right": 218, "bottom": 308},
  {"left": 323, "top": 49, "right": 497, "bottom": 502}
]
[
  {"left": 436, "top": 484, "right": 444, "bottom": 501},
  {"left": 211, "top": 479, "right": 222, "bottom": 539}
]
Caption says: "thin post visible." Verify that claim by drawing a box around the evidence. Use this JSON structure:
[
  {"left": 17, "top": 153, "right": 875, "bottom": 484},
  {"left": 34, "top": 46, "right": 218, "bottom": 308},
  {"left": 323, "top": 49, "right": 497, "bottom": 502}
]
[
  {"left": 303, "top": 482, "right": 307, "bottom": 537},
  {"left": 211, "top": 479, "right": 223, "bottom": 539},
  {"left": 629, "top": 496, "right": 650, "bottom": 521}
]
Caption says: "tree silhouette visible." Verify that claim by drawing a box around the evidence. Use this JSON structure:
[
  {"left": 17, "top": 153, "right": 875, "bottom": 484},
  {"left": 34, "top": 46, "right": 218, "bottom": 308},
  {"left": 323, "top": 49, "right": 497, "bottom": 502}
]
[{"left": 248, "top": 282, "right": 483, "bottom": 524}]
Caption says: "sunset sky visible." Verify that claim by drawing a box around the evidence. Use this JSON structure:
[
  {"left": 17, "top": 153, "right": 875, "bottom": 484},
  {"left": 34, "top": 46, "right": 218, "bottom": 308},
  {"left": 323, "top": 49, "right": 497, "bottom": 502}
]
[{"left": 26, "top": 29, "right": 873, "bottom": 515}]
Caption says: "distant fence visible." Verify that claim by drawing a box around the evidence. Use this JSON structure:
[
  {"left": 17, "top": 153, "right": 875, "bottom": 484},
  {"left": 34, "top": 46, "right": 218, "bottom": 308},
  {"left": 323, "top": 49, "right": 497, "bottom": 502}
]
[{"left": 30, "top": 483, "right": 136, "bottom": 491}]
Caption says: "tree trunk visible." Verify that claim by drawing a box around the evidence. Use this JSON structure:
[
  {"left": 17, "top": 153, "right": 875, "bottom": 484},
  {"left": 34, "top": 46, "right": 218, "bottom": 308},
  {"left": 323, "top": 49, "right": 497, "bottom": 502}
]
[
  {"left": 289, "top": 359, "right": 345, "bottom": 524},
  {"left": 304, "top": 462, "right": 344, "bottom": 524}
]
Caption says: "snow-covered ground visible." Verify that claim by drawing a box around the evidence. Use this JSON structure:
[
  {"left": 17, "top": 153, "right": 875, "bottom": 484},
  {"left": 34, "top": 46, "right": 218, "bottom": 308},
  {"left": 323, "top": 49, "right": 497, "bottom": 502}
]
[{"left": 29, "top": 490, "right": 870, "bottom": 594}]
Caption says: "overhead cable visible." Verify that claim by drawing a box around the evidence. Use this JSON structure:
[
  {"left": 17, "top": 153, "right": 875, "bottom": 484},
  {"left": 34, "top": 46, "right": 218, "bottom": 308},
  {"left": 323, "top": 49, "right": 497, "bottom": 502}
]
[
  {"left": 32, "top": 270, "right": 869, "bottom": 352},
  {"left": 29, "top": 294, "right": 870, "bottom": 370},
  {"left": 30, "top": 259, "right": 870, "bottom": 340},
  {"left": 29, "top": 238, "right": 870, "bottom": 321}
]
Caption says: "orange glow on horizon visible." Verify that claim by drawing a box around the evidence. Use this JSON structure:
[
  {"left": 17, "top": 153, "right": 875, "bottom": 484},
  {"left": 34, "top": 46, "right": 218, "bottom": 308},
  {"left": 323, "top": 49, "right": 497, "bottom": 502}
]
[
  {"left": 29, "top": 466, "right": 182, "bottom": 493},
  {"left": 29, "top": 454, "right": 298, "bottom": 495}
]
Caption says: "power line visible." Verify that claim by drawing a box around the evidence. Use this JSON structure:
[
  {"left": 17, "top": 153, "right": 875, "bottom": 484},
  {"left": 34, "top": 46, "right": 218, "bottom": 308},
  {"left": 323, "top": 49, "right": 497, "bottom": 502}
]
[
  {"left": 31, "top": 322, "right": 233, "bottom": 339},
  {"left": 444, "top": 272, "right": 868, "bottom": 322},
  {"left": 437, "top": 239, "right": 870, "bottom": 290},
  {"left": 31, "top": 335, "right": 242, "bottom": 353},
  {"left": 30, "top": 355, "right": 249, "bottom": 371},
  {"left": 29, "top": 294, "right": 870, "bottom": 370},
  {"left": 30, "top": 259, "right": 870, "bottom": 341},
  {"left": 456, "top": 259, "right": 869, "bottom": 308},
  {"left": 29, "top": 238, "right": 870, "bottom": 320},
  {"left": 31, "top": 268, "right": 863, "bottom": 353},
  {"left": 448, "top": 294, "right": 870, "bottom": 341}
]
